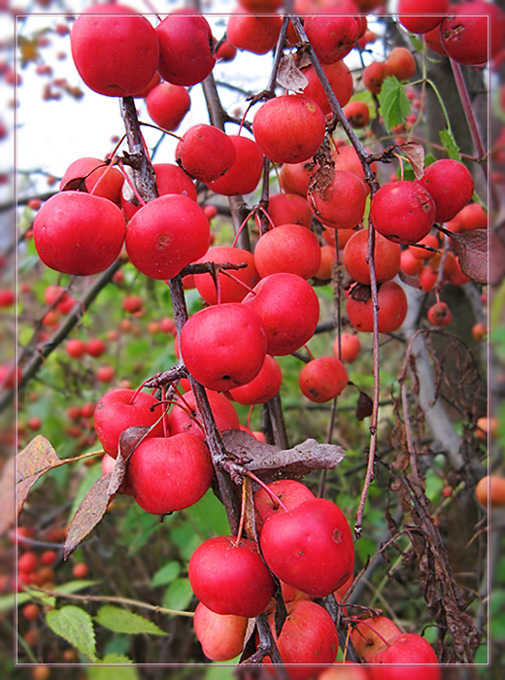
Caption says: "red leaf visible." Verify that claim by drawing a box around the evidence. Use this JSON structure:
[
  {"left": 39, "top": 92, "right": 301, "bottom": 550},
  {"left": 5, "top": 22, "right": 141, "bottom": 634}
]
[{"left": 451, "top": 230, "right": 488, "bottom": 285}]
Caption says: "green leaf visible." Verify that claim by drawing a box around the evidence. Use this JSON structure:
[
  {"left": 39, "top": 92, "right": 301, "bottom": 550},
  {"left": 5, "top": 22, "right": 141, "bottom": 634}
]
[
  {"left": 88, "top": 655, "right": 139, "bottom": 680},
  {"left": 151, "top": 561, "right": 181, "bottom": 588},
  {"left": 51, "top": 579, "right": 100, "bottom": 595},
  {"left": 409, "top": 35, "right": 424, "bottom": 53},
  {"left": 161, "top": 578, "right": 194, "bottom": 612},
  {"left": 439, "top": 128, "right": 462, "bottom": 161},
  {"left": 378, "top": 76, "right": 411, "bottom": 130},
  {"left": 183, "top": 489, "right": 230, "bottom": 538},
  {"left": 204, "top": 659, "right": 241, "bottom": 680},
  {"left": 95, "top": 605, "right": 168, "bottom": 636},
  {"left": 45, "top": 605, "right": 97, "bottom": 661}
]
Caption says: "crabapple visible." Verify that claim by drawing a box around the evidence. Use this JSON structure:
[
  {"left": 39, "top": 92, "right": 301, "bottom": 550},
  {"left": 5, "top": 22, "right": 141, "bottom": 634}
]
[
  {"left": 440, "top": 1, "right": 504, "bottom": 65},
  {"left": 127, "top": 434, "right": 213, "bottom": 514},
  {"left": 299, "top": 356, "right": 348, "bottom": 403},
  {"left": 167, "top": 389, "right": 239, "bottom": 440},
  {"left": 302, "top": 60, "right": 354, "bottom": 115},
  {"left": 260, "top": 498, "right": 354, "bottom": 597},
  {"left": 176, "top": 125, "right": 236, "bottom": 184},
  {"left": 125, "top": 194, "right": 210, "bottom": 280},
  {"left": 368, "top": 633, "right": 440, "bottom": 680},
  {"left": 417, "top": 159, "right": 474, "bottom": 223},
  {"left": 347, "top": 281, "right": 408, "bottom": 333},
  {"left": 87, "top": 338, "right": 106, "bottom": 357},
  {"left": 343, "top": 229, "right": 401, "bottom": 285},
  {"left": 308, "top": 170, "right": 367, "bottom": 230},
  {"left": 33, "top": 192, "right": 126, "bottom": 276},
  {"left": 226, "top": 12, "right": 282, "bottom": 54},
  {"left": 242, "top": 273, "right": 320, "bottom": 356},
  {"left": 343, "top": 100, "right": 370, "bottom": 128},
  {"left": 263, "top": 600, "right": 338, "bottom": 680},
  {"left": 66, "top": 339, "right": 87, "bottom": 359},
  {"left": 70, "top": 4, "right": 159, "bottom": 97},
  {"left": 93, "top": 388, "right": 164, "bottom": 458},
  {"left": 97, "top": 365, "right": 115, "bottom": 383},
  {"left": 228, "top": 354, "right": 282, "bottom": 405},
  {"left": 409, "top": 233, "right": 439, "bottom": 260},
  {"left": 475, "top": 475, "right": 505, "bottom": 508},
  {"left": 188, "top": 535, "right": 274, "bottom": 617},
  {"left": 146, "top": 83, "right": 191, "bottom": 131},
  {"left": 457, "top": 203, "right": 488, "bottom": 231},
  {"left": 279, "top": 161, "right": 313, "bottom": 197},
  {"left": 398, "top": 0, "right": 448, "bottom": 34},
  {"left": 253, "top": 95, "right": 326, "bottom": 164},
  {"left": 427, "top": 302, "right": 452, "bottom": 326},
  {"left": 386, "top": 47, "right": 417, "bottom": 80},
  {"left": 180, "top": 303, "right": 267, "bottom": 392},
  {"left": 363, "top": 61, "right": 389, "bottom": 94},
  {"left": 304, "top": 14, "right": 360, "bottom": 64},
  {"left": 195, "top": 246, "right": 260, "bottom": 304},
  {"left": 334, "top": 333, "right": 361, "bottom": 363},
  {"left": 370, "top": 181, "right": 435, "bottom": 245},
  {"left": 267, "top": 193, "right": 313, "bottom": 228},
  {"left": 350, "top": 615, "right": 402, "bottom": 662},
  {"left": 156, "top": 11, "right": 216, "bottom": 86},
  {"left": 254, "top": 224, "right": 321, "bottom": 280},
  {"left": 60, "top": 156, "right": 124, "bottom": 203},
  {"left": 206, "top": 135, "right": 264, "bottom": 196},
  {"left": 193, "top": 602, "right": 248, "bottom": 661},
  {"left": 316, "top": 244, "right": 337, "bottom": 280},
  {"left": 254, "top": 479, "right": 315, "bottom": 527}
]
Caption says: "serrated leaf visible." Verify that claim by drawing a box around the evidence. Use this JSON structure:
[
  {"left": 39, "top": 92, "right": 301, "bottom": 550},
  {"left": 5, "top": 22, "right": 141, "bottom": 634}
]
[
  {"left": 16, "top": 436, "right": 61, "bottom": 517},
  {"left": 162, "top": 577, "right": 194, "bottom": 612},
  {"left": 64, "top": 474, "right": 112, "bottom": 560},
  {"left": 440, "top": 128, "right": 462, "bottom": 161},
  {"left": 378, "top": 76, "right": 411, "bottom": 131},
  {"left": 51, "top": 579, "right": 100, "bottom": 596},
  {"left": 151, "top": 561, "right": 181, "bottom": 588},
  {"left": 45, "top": 605, "right": 97, "bottom": 661},
  {"left": 450, "top": 230, "right": 488, "bottom": 284},
  {"left": 95, "top": 605, "right": 168, "bottom": 636},
  {"left": 88, "top": 655, "right": 139, "bottom": 680}
]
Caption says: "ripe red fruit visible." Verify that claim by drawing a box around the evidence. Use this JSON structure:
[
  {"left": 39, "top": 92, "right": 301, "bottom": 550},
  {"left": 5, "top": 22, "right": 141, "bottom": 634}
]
[
  {"left": 368, "top": 633, "right": 440, "bottom": 680},
  {"left": 267, "top": 193, "right": 313, "bottom": 228},
  {"left": 308, "top": 170, "right": 367, "bottom": 230},
  {"left": 28, "top": 417, "right": 42, "bottom": 431},
  {"left": 385, "top": 47, "right": 417, "bottom": 80},
  {"left": 127, "top": 434, "right": 213, "bottom": 514},
  {"left": 417, "top": 159, "right": 474, "bottom": 223},
  {"left": 122, "top": 296, "right": 143, "bottom": 314},
  {"left": 216, "top": 39, "right": 237, "bottom": 62},
  {"left": 299, "top": 356, "right": 348, "bottom": 403},
  {"left": 195, "top": 246, "right": 260, "bottom": 304},
  {"left": 254, "top": 479, "right": 315, "bottom": 527},
  {"left": 363, "top": 61, "right": 389, "bottom": 94},
  {"left": 260, "top": 498, "right": 354, "bottom": 597},
  {"left": 70, "top": 5, "right": 159, "bottom": 97},
  {"left": 343, "top": 229, "right": 401, "bottom": 284},
  {"left": 279, "top": 161, "right": 313, "bottom": 196},
  {"left": 22, "top": 603, "right": 40, "bottom": 621},
  {"left": 0, "top": 288, "right": 14, "bottom": 307},
  {"left": 193, "top": 602, "right": 248, "bottom": 661},
  {"left": 476, "top": 474, "right": 505, "bottom": 508},
  {"left": 97, "top": 365, "right": 114, "bottom": 383},
  {"left": 347, "top": 281, "right": 408, "bottom": 333},
  {"left": 457, "top": 203, "right": 488, "bottom": 231},
  {"left": 409, "top": 233, "right": 439, "bottom": 260},
  {"left": 226, "top": 13, "right": 282, "bottom": 54},
  {"left": 41, "top": 550, "right": 57, "bottom": 566},
  {"left": 400, "top": 249, "right": 423, "bottom": 276},
  {"left": 152, "top": 164, "right": 197, "bottom": 202},
  {"left": 146, "top": 83, "right": 191, "bottom": 131},
  {"left": 93, "top": 388, "right": 165, "bottom": 458},
  {"left": 125, "top": 194, "right": 210, "bottom": 280},
  {"left": 243, "top": 273, "right": 320, "bottom": 356},
  {"left": 350, "top": 615, "right": 402, "bottom": 662},
  {"left": 86, "top": 338, "right": 106, "bottom": 358},
  {"left": 33, "top": 192, "right": 126, "bottom": 276},
  {"left": 398, "top": 0, "right": 448, "bottom": 34},
  {"left": 168, "top": 389, "right": 239, "bottom": 440},
  {"left": 66, "top": 338, "right": 87, "bottom": 359},
  {"left": 206, "top": 135, "right": 264, "bottom": 196},
  {"left": 18, "top": 551, "right": 39, "bottom": 574},
  {"left": 254, "top": 224, "right": 321, "bottom": 280},
  {"left": 302, "top": 60, "right": 354, "bottom": 115},
  {"left": 304, "top": 15, "right": 359, "bottom": 64},
  {"left": 343, "top": 100, "right": 370, "bottom": 128},
  {"left": 188, "top": 535, "right": 275, "bottom": 617},
  {"left": 332, "top": 145, "right": 376, "bottom": 194},
  {"left": 228, "top": 354, "right": 282, "bottom": 405},
  {"left": 176, "top": 125, "right": 236, "bottom": 184},
  {"left": 264, "top": 600, "right": 338, "bottom": 680},
  {"left": 180, "top": 303, "right": 267, "bottom": 392},
  {"left": 440, "top": 1, "right": 504, "bottom": 65},
  {"left": 253, "top": 95, "right": 326, "bottom": 164},
  {"left": 60, "top": 157, "right": 124, "bottom": 203},
  {"left": 427, "top": 302, "right": 452, "bottom": 326},
  {"left": 156, "top": 11, "right": 216, "bottom": 86},
  {"left": 370, "top": 181, "right": 435, "bottom": 245},
  {"left": 72, "top": 562, "right": 89, "bottom": 579},
  {"left": 334, "top": 333, "right": 361, "bottom": 363}
]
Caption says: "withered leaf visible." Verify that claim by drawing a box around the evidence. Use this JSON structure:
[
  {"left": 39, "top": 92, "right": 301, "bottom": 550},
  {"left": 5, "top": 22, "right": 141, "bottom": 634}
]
[
  {"left": 64, "top": 473, "right": 112, "bottom": 560},
  {"left": 61, "top": 177, "right": 89, "bottom": 192},
  {"left": 399, "top": 142, "right": 425, "bottom": 180},
  {"left": 277, "top": 53, "right": 308, "bottom": 93},
  {"left": 398, "top": 269, "right": 422, "bottom": 289},
  {"left": 356, "top": 390, "right": 373, "bottom": 421},
  {"left": 0, "top": 457, "right": 15, "bottom": 535},
  {"left": 117, "top": 426, "right": 151, "bottom": 461},
  {"left": 221, "top": 430, "right": 345, "bottom": 484},
  {"left": 349, "top": 283, "right": 372, "bottom": 303},
  {"left": 450, "top": 229, "right": 488, "bottom": 285},
  {"left": 16, "top": 436, "right": 61, "bottom": 518}
]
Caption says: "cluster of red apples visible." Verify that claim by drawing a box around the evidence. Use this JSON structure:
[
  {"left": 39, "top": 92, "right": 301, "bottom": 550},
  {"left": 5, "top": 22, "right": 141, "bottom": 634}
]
[{"left": 24, "top": 0, "right": 496, "bottom": 672}]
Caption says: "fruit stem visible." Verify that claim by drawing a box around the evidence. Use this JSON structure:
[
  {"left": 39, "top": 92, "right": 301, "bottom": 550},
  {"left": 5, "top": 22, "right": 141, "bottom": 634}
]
[
  {"left": 246, "top": 471, "right": 289, "bottom": 513},
  {"left": 129, "top": 377, "right": 154, "bottom": 405},
  {"left": 231, "top": 208, "right": 256, "bottom": 248},
  {"left": 234, "top": 477, "right": 248, "bottom": 547},
  {"left": 348, "top": 617, "right": 392, "bottom": 649},
  {"left": 219, "top": 268, "right": 257, "bottom": 296},
  {"left": 160, "top": 386, "right": 169, "bottom": 438},
  {"left": 139, "top": 120, "right": 183, "bottom": 143},
  {"left": 118, "top": 160, "right": 147, "bottom": 207}
]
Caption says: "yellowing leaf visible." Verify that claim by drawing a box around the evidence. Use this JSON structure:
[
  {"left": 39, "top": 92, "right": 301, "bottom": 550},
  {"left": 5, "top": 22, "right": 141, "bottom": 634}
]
[
  {"left": 16, "top": 436, "right": 61, "bottom": 518},
  {"left": 64, "top": 474, "right": 112, "bottom": 560}
]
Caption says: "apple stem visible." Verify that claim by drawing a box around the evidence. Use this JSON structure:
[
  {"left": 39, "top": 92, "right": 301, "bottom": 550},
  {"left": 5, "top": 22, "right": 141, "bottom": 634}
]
[
  {"left": 118, "top": 160, "right": 147, "bottom": 207},
  {"left": 246, "top": 471, "right": 289, "bottom": 513},
  {"left": 247, "top": 405, "right": 254, "bottom": 431},
  {"left": 160, "top": 386, "right": 169, "bottom": 438},
  {"left": 231, "top": 208, "right": 256, "bottom": 248},
  {"left": 139, "top": 120, "right": 183, "bottom": 143},
  {"left": 303, "top": 344, "right": 315, "bottom": 362},
  {"left": 234, "top": 478, "right": 248, "bottom": 547},
  {"left": 349, "top": 617, "right": 392, "bottom": 649},
  {"left": 219, "top": 268, "right": 257, "bottom": 296},
  {"left": 129, "top": 377, "right": 154, "bottom": 405}
]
